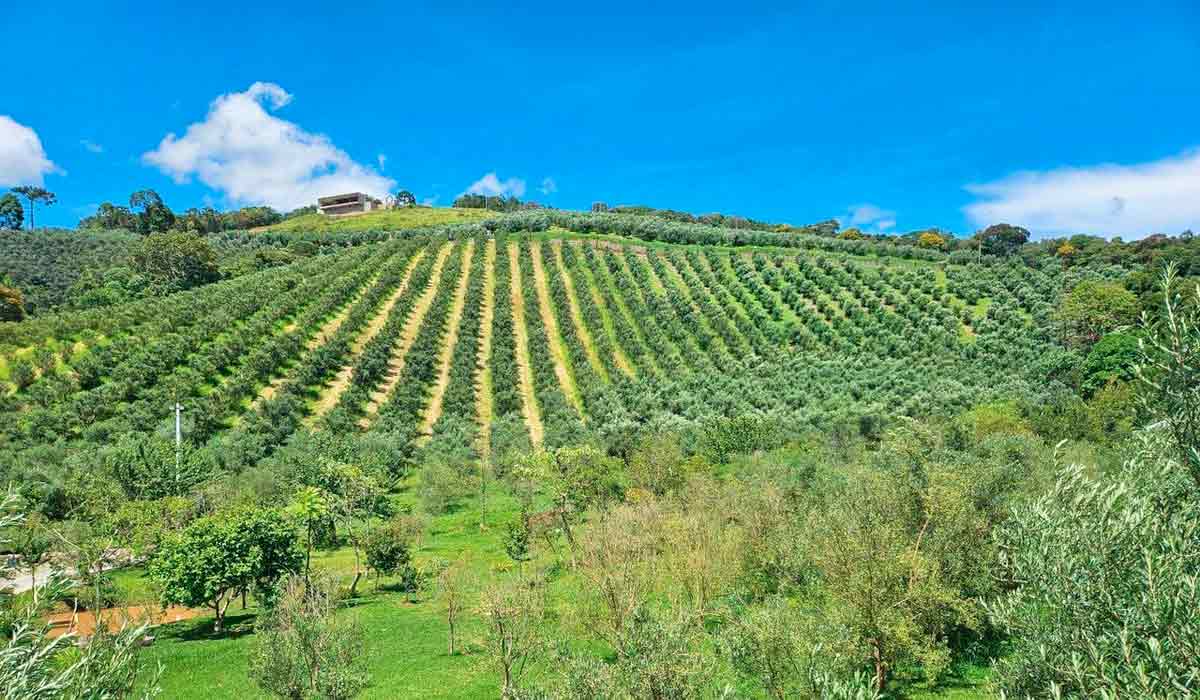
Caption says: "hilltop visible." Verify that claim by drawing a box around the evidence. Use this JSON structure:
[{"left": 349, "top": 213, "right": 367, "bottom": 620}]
[{"left": 254, "top": 206, "right": 495, "bottom": 233}]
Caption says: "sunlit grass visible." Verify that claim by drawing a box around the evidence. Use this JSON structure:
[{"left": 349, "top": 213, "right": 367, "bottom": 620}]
[{"left": 257, "top": 207, "right": 495, "bottom": 234}]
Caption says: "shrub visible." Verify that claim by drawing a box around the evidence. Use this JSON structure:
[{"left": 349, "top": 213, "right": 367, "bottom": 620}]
[
  {"left": 249, "top": 573, "right": 369, "bottom": 700},
  {"left": 988, "top": 436, "right": 1200, "bottom": 697},
  {"left": 365, "top": 518, "right": 419, "bottom": 591}
]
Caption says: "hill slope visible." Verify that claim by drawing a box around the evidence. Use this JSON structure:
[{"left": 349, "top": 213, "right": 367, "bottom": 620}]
[
  {"left": 256, "top": 206, "right": 494, "bottom": 233},
  {"left": 0, "top": 224, "right": 1060, "bottom": 471}
]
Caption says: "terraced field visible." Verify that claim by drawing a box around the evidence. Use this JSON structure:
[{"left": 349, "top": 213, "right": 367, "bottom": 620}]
[{"left": 0, "top": 227, "right": 1061, "bottom": 471}]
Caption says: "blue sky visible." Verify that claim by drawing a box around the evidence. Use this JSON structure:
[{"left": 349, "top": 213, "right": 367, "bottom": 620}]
[{"left": 3, "top": 0, "right": 1198, "bottom": 238}]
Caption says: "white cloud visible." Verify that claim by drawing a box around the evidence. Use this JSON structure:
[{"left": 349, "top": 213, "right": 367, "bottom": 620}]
[
  {"left": 80, "top": 139, "right": 104, "bottom": 154},
  {"left": 465, "top": 172, "right": 526, "bottom": 198},
  {"left": 377, "top": 153, "right": 387, "bottom": 171},
  {"left": 839, "top": 203, "right": 897, "bottom": 234},
  {"left": 539, "top": 177, "right": 557, "bottom": 195},
  {"left": 421, "top": 196, "right": 439, "bottom": 207},
  {"left": 0, "top": 116, "right": 61, "bottom": 187},
  {"left": 847, "top": 203, "right": 895, "bottom": 226},
  {"left": 142, "top": 82, "right": 395, "bottom": 211},
  {"left": 964, "top": 149, "right": 1200, "bottom": 238}
]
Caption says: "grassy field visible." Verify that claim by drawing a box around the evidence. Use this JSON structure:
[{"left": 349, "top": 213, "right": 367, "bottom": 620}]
[
  {"left": 257, "top": 207, "right": 495, "bottom": 233},
  {"left": 119, "top": 469, "right": 990, "bottom": 699}
]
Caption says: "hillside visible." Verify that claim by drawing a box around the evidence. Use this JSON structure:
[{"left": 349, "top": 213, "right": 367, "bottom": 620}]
[
  {"left": 0, "top": 226, "right": 1058, "bottom": 464},
  {"left": 255, "top": 206, "right": 495, "bottom": 233},
  {"left": 1, "top": 215, "right": 1183, "bottom": 699}
]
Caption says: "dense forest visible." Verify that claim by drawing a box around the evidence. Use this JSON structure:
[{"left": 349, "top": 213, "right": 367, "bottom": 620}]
[{"left": 0, "top": 208, "right": 1197, "bottom": 698}]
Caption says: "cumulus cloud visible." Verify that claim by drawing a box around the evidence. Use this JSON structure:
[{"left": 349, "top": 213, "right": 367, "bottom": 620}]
[
  {"left": 80, "top": 139, "right": 104, "bottom": 154},
  {"left": 142, "top": 82, "right": 395, "bottom": 211},
  {"left": 539, "top": 177, "right": 557, "bottom": 195},
  {"left": 0, "top": 116, "right": 61, "bottom": 186},
  {"left": 839, "top": 203, "right": 897, "bottom": 233},
  {"left": 465, "top": 172, "right": 526, "bottom": 198},
  {"left": 847, "top": 203, "right": 895, "bottom": 226},
  {"left": 964, "top": 149, "right": 1200, "bottom": 238}
]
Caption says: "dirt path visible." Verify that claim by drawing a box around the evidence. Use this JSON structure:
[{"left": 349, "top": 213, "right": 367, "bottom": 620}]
[
  {"left": 474, "top": 240, "right": 497, "bottom": 457},
  {"left": 509, "top": 242, "right": 544, "bottom": 447},
  {"left": 46, "top": 605, "right": 201, "bottom": 639},
  {"left": 418, "top": 241, "right": 475, "bottom": 439},
  {"left": 359, "top": 243, "right": 455, "bottom": 427},
  {"left": 530, "top": 241, "right": 584, "bottom": 418},
  {"left": 550, "top": 241, "right": 608, "bottom": 382},
  {"left": 308, "top": 251, "right": 429, "bottom": 422},
  {"left": 253, "top": 274, "right": 379, "bottom": 407}
]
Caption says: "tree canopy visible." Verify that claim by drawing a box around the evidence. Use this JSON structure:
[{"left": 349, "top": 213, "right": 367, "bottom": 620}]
[{"left": 0, "top": 193, "right": 23, "bottom": 230}]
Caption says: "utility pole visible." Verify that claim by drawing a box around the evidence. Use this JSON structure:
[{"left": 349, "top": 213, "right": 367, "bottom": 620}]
[{"left": 174, "top": 402, "right": 183, "bottom": 490}]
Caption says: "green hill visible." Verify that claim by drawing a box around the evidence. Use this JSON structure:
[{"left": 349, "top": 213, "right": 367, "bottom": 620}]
[{"left": 2, "top": 212, "right": 1177, "bottom": 699}]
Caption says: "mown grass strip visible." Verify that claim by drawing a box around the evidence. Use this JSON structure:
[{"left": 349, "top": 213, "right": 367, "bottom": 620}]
[
  {"left": 508, "top": 241, "right": 544, "bottom": 447},
  {"left": 308, "top": 248, "right": 429, "bottom": 421},
  {"left": 359, "top": 242, "right": 456, "bottom": 426}
]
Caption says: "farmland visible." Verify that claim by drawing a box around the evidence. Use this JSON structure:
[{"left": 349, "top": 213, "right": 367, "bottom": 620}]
[
  {"left": 1, "top": 211, "right": 1196, "bottom": 699},
  {"left": 0, "top": 223, "right": 1059, "bottom": 466}
]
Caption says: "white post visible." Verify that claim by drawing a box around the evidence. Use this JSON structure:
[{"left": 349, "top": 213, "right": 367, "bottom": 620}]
[{"left": 174, "top": 402, "right": 183, "bottom": 489}]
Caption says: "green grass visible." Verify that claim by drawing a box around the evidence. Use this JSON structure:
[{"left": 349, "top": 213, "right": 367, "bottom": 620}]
[
  {"left": 257, "top": 207, "right": 495, "bottom": 234},
  {"left": 138, "top": 480, "right": 525, "bottom": 699},
  {"left": 127, "top": 475, "right": 996, "bottom": 699}
]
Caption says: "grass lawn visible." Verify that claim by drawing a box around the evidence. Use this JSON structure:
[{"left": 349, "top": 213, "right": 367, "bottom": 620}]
[
  {"left": 128, "top": 474, "right": 994, "bottom": 699},
  {"left": 257, "top": 207, "right": 495, "bottom": 234}
]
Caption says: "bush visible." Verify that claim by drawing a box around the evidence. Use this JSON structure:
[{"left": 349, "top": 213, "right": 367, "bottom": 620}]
[
  {"left": 988, "top": 436, "right": 1200, "bottom": 697},
  {"left": 249, "top": 574, "right": 369, "bottom": 700},
  {"left": 365, "top": 519, "right": 419, "bottom": 591}
]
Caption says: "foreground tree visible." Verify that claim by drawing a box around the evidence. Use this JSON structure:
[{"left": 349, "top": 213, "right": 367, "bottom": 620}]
[
  {"left": 248, "top": 574, "right": 369, "bottom": 700},
  {"left": 150, "top": 508, "right": 302, "bottom": 632},
  {"left": 364, "top": 517, "right": 419, "bottom": 592},
  {"left": 435, "top": 557, "right": 472, "bottom": 656},
  {"left": 478, "top": 574, "right": 546, "bottom": 698},
  {"left": 1136, "top": 263, "right": 1200, "bottom": 483},
  {"left": 9, "top": 186, "right": 55, "bottom": 229},
  {"left": 0, "top": 493, "right": 160, "bottom": 698},
  {"left": 988, "top": 438, "right": 1200, "bottom": 697}
]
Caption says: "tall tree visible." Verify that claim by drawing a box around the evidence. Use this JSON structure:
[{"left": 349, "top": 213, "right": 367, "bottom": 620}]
[
  {"left": 974, "top": 223, "right": 1031, "bottom": 257},
  {"left": 129, "top": 189, "right": 175, "bottom": 234},
  {"left": 9, "top": 186, "right": 55, "bottom": 230},
  {"left": 0, "top": 193, "right": 23, "bottom": 229}
]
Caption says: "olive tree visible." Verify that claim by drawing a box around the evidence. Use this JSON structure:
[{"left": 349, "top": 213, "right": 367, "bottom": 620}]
[
  {"left": 248, "top": 573, "right": 369, "bottom": 700},
  {"left": 0, "top": 492, "right": 160, "bottom": 698},
  {"left": 988, "top": 437, "right": 1200, "bottom": 697},
  {"left": 1136, "top": 263, "right": 1200, "bottom": 484}
]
